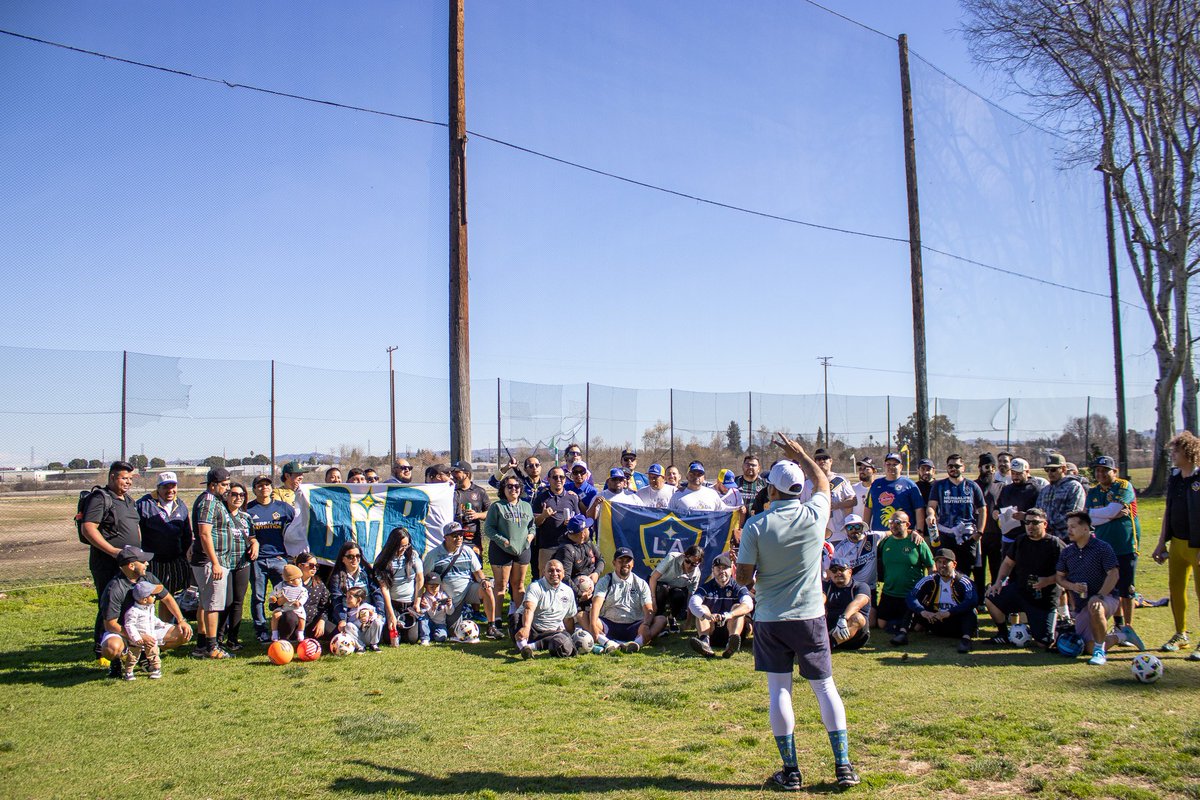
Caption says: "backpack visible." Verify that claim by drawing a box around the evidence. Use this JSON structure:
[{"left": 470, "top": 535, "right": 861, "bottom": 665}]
[{"left": 74, "top": 486, "right": 113, "bottom": 545}]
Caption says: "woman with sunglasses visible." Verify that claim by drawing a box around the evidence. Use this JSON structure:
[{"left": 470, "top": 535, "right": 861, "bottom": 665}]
[
  {"left": 484, "top": 478, "right": 536, "bottom": 636},
  {"left": 327, "top": 541, "right": 387, "bottom": 649},
  {"left": 216, "top": 482, "right": 257, "bottom": 653},
  {"left": 274, "top": 552, "right": 332, "bottom": 641},
  {"left": 374, "top": 527, "right": 425, "bottom": 645}
]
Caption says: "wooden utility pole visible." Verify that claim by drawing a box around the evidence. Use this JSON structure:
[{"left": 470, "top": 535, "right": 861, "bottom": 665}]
[
  {"left": 898, "top": 34, "right": 930, "bottom": 461},
  {"left": 120, "top": 350, "right": 127, "bottom": 462},
  {"left": 448, "top": 0, "right": 471, "bottom": 464},
  {"left": 387, "top": 346, "right": 398, "bottom": 466},
  {"left": 270, "top": 359, "right": 276, "bottom": 479},
  {"left": 1101, "top": 171, "right": 1129, "bottom": 475},
  {"left": 818, "top": 357, "right": 832, "bottom": 448}
]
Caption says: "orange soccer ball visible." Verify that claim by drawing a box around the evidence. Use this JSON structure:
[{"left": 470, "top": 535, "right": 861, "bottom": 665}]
[
  {"left": 267, "top": 640, "right": 294, "bottom": 665},
  {"left": 295, "top": 638, "right": 322, "bottom": 662}
]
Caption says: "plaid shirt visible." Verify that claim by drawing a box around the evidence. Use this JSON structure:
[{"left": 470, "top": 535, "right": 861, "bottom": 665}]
[
  {"left": 1036, "top": 477, "right": 1086, "bottom": 536},
  {"left": 191, "top": 490, "right": 238, "bottom": 569},
  {"left": 736, "top": 475, "right": 767, "bottom": 509}
]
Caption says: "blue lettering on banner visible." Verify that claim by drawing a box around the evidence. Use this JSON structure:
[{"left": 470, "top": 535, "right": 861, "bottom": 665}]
[{"left": 304, "top": 485, "right": 430, "bottom": 564}]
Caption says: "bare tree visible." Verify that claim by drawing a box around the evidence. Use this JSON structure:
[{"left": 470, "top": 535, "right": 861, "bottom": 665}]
[{"left": 962, "top": 0, "right": 1200, "bottom": 492}]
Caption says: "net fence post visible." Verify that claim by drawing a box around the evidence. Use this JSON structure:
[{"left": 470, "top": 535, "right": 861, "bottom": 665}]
[
  {"left": 585, "top": 382, "right": 590, "bottom": 463},
  {"left": 669, "top": 388, "right": 675, "bottom": 466},
  {"left": 270, "top": 359, "right": 277, "bottom": 480},
  {"left": 120, "top": 350, "right": 127, "bottom": 462}
]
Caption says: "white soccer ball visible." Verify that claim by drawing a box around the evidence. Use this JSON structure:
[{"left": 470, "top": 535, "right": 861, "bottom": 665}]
[
  {"left": 572, "top": 629, "right": 595, "bottom": 653},
  {"left": 329, "top": 633, "right": 356, "bottom": 656},
  {"left": 1008, "top": 623, "right": 1032, "bottom": 647},
  {"left": 1131, "top": 653, "right": 1163, "bottom": 684},
  {"left": 454, "top": 618, "right": 479, "bottom": 642}
]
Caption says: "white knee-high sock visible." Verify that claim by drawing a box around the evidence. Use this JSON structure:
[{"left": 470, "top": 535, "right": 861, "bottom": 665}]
[
  {"left": 767, "top": 672, "right": 795, "bottom": 736},
  {"left": 807, "top": 676, "right": 847, "bottom": 732}
]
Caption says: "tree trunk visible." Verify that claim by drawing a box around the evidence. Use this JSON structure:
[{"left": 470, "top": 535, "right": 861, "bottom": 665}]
[{"left": 1182, "top": 324, "right": 1198, "bottom": 435}]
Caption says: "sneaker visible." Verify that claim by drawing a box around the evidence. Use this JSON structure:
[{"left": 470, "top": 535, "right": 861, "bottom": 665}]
[
  {"left": 770, "top": 768, "right": 802, "bottom": 791},
  {"left": 148, "top": 668, "right": 163, "bottom": 679},
  {"left": 1187, "top": 649, "right": 1200, "bottom": 662},
  {"left": 1161, "top": 632, "right": 1189, "bottom": 652},
  {"left": 990, "top": 634, "right": 1011, "bottom": 645},
  {"left": 208, "top": 646, "right": 232, "bottom": 660},
  {"left": 722, "top": 633, "right": 741, "bottom": 658},
  {"left": 689, "top": 637, "right": 715, "bottom": 658},
  {"left": 256, "top": 631, "right": 272, "bottom": 644},
  {"left": 620, "top": 640, "right": 641, "bottom": 653},
  {"left": 1088, "top": 647, "right": 1107, "bottom": 666},
  {"left": 602, "top": 641, "right": 619, "bottom": 654},
  {"left": 485, "top": 625, "right": 503, "bottom": 640},
  {"left": 519, "top": 644, "right": 535, "bottom": 659},
  {"left": 957, "top": 637, "right": 972, "bottom": 654},
  {"left": 105, "top": 660, "right": 122, "bottom": 679},
  {"left": 190, "top": 645, "right": 212, "bottom": 660},
  {"left": 419, "top": 639, "right": 431, "bottom": 647},
  {"left": 367, "top": 644, "right": 381, "bottom": 652},
  {"left": 667, "top": 617, "right": 680, "bottom": 634},
  {"left": 1121, "top": 626, "right": 1145, "bottom": 651},
  {"left": 122, "top": 671, "right": 136, "bottom": 682},
  {"left": 221, "top": 640, "right": 244, "bottom": 653},
  {"left": 835, "top": 763, "right": 861, "bottom": 788},
  {"left": 890, "top": 630, "right": 908, "bottom": 646}
]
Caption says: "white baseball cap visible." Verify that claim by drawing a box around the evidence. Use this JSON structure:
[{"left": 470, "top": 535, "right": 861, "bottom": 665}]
[
  {"left": 157, "top": 471, "right": 179, "bottom": 486},
  {"left": 843, "top": 514, "right": 865, "bottom": 527},
  {"left": 767, "top": 461, "right": 806, "bottom": 496},
  {"left": 1010, "top": 458, "right": 1030, "bottom": 473}
]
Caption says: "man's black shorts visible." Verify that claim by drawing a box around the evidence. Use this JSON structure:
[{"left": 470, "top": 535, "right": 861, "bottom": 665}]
[{"left": 752, "top": 618, "right": 833, "bottom": 679}]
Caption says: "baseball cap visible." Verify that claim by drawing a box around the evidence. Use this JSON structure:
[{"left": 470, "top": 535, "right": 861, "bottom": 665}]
[
  {"left": 1093, "top": 456, "right": 1117, "bottom": 469},
  {"left": 608, "top": 468, "right": 626, "bottom": 480},
  {"left": 621, "top": 449, "right": 637, "bottom": 458},
  {"left": 206, "top": 466, "right": 231, "bottom": 484},
  {"left": 1010, "top": 458, "right": 1030, "bottom": 473},
  {"left": 132, "top": 580, "right": 158, "bottom": 600},
  {"left": 856, "top": 457, "right": 876, "bottom": 469},
  {"left": 252, "top": 474, "right": 273, "bottom": 487},
  {"left": 1044, "top": 453, "right": 1068, "bottom": 468},
  {"left": 688, "top": 461, "right": 705, "bottom": 474},
  {"left": 425, "top": 572, "right": 441, "bottom": 585},
  {"left": 427, "top": 463, "right": 451, "bottom": 477},
  {"left": 843, "top": 514, "right": 864, "bottom": 528},
  {"left": 813, "top": 448, "right": 832, "bottom": 460},
  {"left": 934, "top": 548, "right": 957, "bottom": 562},
  {"left": 884, "top": 452, "right": 902, "bottom": 464},
  {"left": 282, "top": 461, "right": 303, "bottom": 476},
  {"left": 767, "top": 461, "right": 806, "bottom": 496},
  {"left": 614, "top": 547, "right": 635, "bottom": 561},
  {"left": 566, "top": 514, "right": 594, "bottom": 533},
  {"left": 647, "top": 463, "right": 664, "bottom": 477},
  {"left": 451, "top": 460, "right": 473, "bottom": 473},
  {"left": 916, "top": 458, "right": 934, "bottom": 469},
  {"left": 1024, "top": 507, "right": 1047, "bottom": 521},
  {"left": 829, "top": 558, "right": 852, "bottom": 570},
  {"left": 570, "top": 460, "right": 589, "bottom": 474},
  {"left": 722, "top": 470, "right": 737, "bottom": 487},
  {"left": 712, "top": 553, "right": 733, "bottom": 568},
  {"left": 117, "top": 545, "right": 154, "bottom": 565},
  {"left": 156, "top": 471, "right": 178, "bottom": 486},
  {"left": 442, "top": 521, "right": 465, "bottom": 537}
]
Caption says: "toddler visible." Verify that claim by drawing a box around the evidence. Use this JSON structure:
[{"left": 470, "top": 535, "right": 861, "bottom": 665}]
[
  {"left": 121, "top": 581, "right": 170, "bottom": 680},
  {"left": 269, "top": 565, "right": 309, "bottom": 641},
  {"left": 340, "top": 587, "right": 383, "bottom": 652},
  {"left": 415, "top": 573, "right": 453, "bottom": 645}
]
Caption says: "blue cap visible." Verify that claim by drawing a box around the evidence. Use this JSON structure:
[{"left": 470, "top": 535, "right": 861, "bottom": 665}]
[
  {"left": 688, "top": 461, "right": 705, "bottom": 474},
  {"left": 1093, "top": 456, "right": 1117, "bottom": 469},
  {"left": 608, "top": 468, "right": 626, "bottom": 480},
  {"left": 829, "top": 558, "right": 852, "bottom": 570},
  {"left": 566, "top": 514, "right": 594, "bottom": 533},
  {"left": 614, "top": 546, "right": 635, "bottom": 560},
  {"left": 722, "top": 471, "right": 737, "bottom": 486},
  {"left": 917, "top": 458, "right": 934, "bottom": 468},
  {"left": 885, "top": 452, "right": 903, "bottom": 463},
  {"left": 647, "top": 463, "right": 664, "bottom": 476}
]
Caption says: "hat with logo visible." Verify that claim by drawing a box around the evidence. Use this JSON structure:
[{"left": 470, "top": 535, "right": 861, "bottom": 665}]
[
  {"left": 829, "top": 558, "right": 852, "bottom": 570},
  {"left": 1093, "top": 456, "right": 1117, "bottom": 470},
  {"left": 1044, "top": 453, "right": 1068, "bottom": 468},
  {"left": 712, "top": 553, "right": 733, "bottom": 568},
  {"left": 253, "top": 474, "right": 273, "bottom": 487},
  {"left": 442, "top": 521, "right": 465, "bottom": 536},
  {"left": 1010, "top": 458, "right": 1030, "bottom": 473},
  {"left": 917, "top": 458, "right": 934, "bottom": 469},
  {"left": 282, "top": 461, "right": 304, "bottom": 476},
  {"left": 767, "top": 461, "right": 806, "bottom": 496},
  {"left": 117, "top": 545, "right": 154, "bottom": 565},
  {"left": 567, "top": 514, "right": 594, "bottom": 533},
  {"left": 206, "top": 466, "right": 230, "bottom": 484},
  {"left": 570, "top": 460, "right": 589, "bottom": 474},
  {"left": 813, "top": 448, "right": 832, "bottom": 460},
  {"left": 613, "top": 547, "right": 635, "bottom": 561},
  {"left": 843, "top": 514, "right": 865, "bottom": 528},
  {"left": 621, "top": 449, "right": 637, "bottom": 458},
  {"left": 608, "top": 468, "right": 626, "bottom": 480},
  {"left": 884, "top": 452, "right": 903, "bottom": 464},
  {"left": 856, "top": 457, "right": 876, "bottom": 469},
  {"left": 722, "top": 470, "right": 737, "bottom": 487},
  {"left": 688, "top": 461, "right": 705, "bottom": 474},
  {"left": 647, "top": 463, "right": 664, "bottom": 477},
  {"left": 934, "top": 548, "right": 957, "bottom": 562},
  {"left": 156, "top": 471, "right": 178, "bottom": 486},
  {"left": 451, "top": 460, "right": 473, "bottom": 473}
]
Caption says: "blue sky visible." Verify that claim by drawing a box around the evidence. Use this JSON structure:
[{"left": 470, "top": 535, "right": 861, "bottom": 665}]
[{"left": 0, "top": 2, "right": 1159, "bottom": 462}]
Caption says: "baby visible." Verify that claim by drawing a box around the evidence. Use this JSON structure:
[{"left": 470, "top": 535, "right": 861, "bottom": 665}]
[
  {"left": 269, "top": 565, "right": 309, "bottom": 642},
  {"left": 340, "top": 587, "right": 382, "bottom": 652},
  {"left": 121, "top": 580, "right": 170, "bottom": 680},
  {"left": 415, "top": 573, "right": 453, "bottom": 645}
]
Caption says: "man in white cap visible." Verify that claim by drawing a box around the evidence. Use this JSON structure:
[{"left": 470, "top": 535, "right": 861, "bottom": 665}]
[
  {"left": 135, "top": 471, "right": 193, "bottom": 596},
  {"left": 736, "top": 434, "right": 859, "bottom": 790}
]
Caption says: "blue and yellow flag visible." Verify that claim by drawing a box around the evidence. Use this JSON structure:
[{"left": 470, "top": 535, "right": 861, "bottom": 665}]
[{"left": 596, "top": 501, "right": 738, "bottom": 580}]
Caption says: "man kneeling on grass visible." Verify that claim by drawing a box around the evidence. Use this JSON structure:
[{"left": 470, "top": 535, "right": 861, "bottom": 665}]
[
  {"left": 905, "top": 549, "right": 978, "bottom": 654},
  {"left": 588, "top": 547, "right": 666, "bottom": 653},
  {"left": 515, "top": 559, "right": 578, "bottom": 659},
  {"left": 688, "top": 552, "right": 753, "bottom": 658},
  {"left": 99, "top": 546, "right": 193, "bottom": 680}
]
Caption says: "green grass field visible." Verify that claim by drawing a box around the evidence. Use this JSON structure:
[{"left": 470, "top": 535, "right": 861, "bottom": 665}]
[{"left": 1, "top": 498, "right": 1198, "bottom": 799}]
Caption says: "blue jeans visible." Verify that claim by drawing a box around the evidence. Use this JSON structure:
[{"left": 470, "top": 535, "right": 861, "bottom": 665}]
[{"left": 251, "top": 555, "right": 289, "bottom": 635}]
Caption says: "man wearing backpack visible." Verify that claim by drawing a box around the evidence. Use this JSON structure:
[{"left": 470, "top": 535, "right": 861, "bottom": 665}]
[{"left": 79, "top": 461, "right": 142, "bottom": 658}]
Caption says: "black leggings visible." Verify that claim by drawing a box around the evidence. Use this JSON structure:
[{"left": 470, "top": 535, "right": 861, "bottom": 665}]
[{"left": 218, "top": 564, "right": 251, "bottom": 644}]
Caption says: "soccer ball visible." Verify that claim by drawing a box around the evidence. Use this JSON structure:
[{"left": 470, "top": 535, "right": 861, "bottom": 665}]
[
  {"left": 329, "top": 633, "right": 356, "bottom": 656},
  {"left": 1054, "top": 632, "right": 1085, "bottom": 658},
  {"left": 572, "top": 629, "right": 595, "bottom": 653},
  {"left": 1008, "top": 623, "right": 1032, "bottom": 647},
  {"left": 1131, "top": 654, "right": 1163, "bottom": 684},
  {"left": 295, "top": 638, "right": 322, "bottom": 662},
  {"left": 267, "top": 640, "right": 294, "bottom": 665},
  {"left": 453, "top": 618, "right": 480, "bottom": 642}
]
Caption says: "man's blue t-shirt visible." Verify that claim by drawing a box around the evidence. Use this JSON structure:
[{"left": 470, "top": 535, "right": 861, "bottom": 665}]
[
  {"left": 245, "top": 500, "right": 295, "bottom": 558},
  {"left": 866, "top": 477, "right": 925, "bottom": 531},
  {"left": 929, "top": 478, "right": 984, "bottom": 530}
]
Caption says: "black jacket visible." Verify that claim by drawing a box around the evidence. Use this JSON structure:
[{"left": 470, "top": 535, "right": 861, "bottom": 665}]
[{"left": 1164, "top": 467, "right": 1200, "bottom": 548}]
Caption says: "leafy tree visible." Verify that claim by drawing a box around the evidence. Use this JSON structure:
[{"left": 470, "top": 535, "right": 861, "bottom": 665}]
[
  {"left": 47, "top": 462, "right": 64, "bottom": 470},
  {"left": 227, "top": 458, "right": 242, "bottom": 467},
  {"left": 87, "top": 459, "right": 102, "bottom": 469},
  {"left": 129, "top": 454, "right": 148, "bottom": 470},
  {"left": 896, "top": 413, "right": 959, "bottom": 460},
  {"left": 68, "top": 458, "right": 87, "bottom": 470},
  {"left": 202, "top": 455, "right": 226, "bottom": 468},
  {"left": 250, "top": 453, "right": 270, "bottom": 465},
  {"left": 150, "top": 457, "right": 166, "bottom": 468},
  {"left": 725, "top": 420, "right": 743, "bottom": 453}
]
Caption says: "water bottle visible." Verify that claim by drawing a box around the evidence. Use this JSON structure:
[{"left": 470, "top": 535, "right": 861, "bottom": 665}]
[
  {"left": 388, "top": 622, "right": 400, "bottom": 647},
  {"left": 928, "top": 518, "right": 940, "bottom": 548}
]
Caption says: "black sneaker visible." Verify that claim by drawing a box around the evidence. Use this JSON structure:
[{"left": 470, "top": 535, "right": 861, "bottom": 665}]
[
  {"left": 722, "top": 633, "right": 741, "bottom": 658},
  {"left": 689, "top": 637, "right": 715, "bottom": 658},
  {"left": 367, "top": 644, "right": 381, "bottom": 652},
  {"left": 667, "top": 617, "right": 680, "bottom": 634},
  {"left": 770, "top": 768, "right": 802, "bottom": 791},
  {"left": 835, "top": 763, "right": 860, "bottom": 787},
  {"left": 106, "top": 660, "right": 122, "bottom": 679},
  {"left": 221, "top": 640, "right": 244, "bottom": 653},
  {"left": 190, "top": 645, "right": 212, "bottom": 660},
  {"left": 890, "top": 630, "right": 908, "bottom": 646},
  {"left": 957, "top": 638, "right": 972, "bottom": 654}
]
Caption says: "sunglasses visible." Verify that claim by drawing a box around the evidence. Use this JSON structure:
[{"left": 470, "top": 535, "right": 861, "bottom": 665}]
[
  {"left": 526, "top": 462, "right": 540, "bottom": 468},
  {"left": 229, "top": 492, "right": 245, "bottom": 498},
  {"left": 397, "top": 465, "right": 413, "bottom": 471},
  {"left": 344, "top": 553, "right": 361, "bottom": 560},
  {"left": 550, "top": 474, "right": 566, "bottom": 480},
  {"left": 503, "top": 484, "right": 521, "bottom": 491},
  {"left": 889, "top": 520, "right": 909, "bottom": 527},
  {"left": 1024, "top": 520, "right": 1045, "bottom": 526},
  {"left": 300, "top": 562, "right": 316, "bottom": 569}
]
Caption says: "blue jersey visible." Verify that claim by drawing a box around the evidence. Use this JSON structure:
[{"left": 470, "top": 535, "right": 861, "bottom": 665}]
[
  {"left": 929, "top": 478, "right": 984, "bottom": 530},
  {"left": 245, "top": 500, "right": 295, "bottom": 558},
  {"left": 691, "top": 578, "right": 751, "bottom": 616},
  {"left": 866, "top": 477, "right": 925, "bottom": 531}
]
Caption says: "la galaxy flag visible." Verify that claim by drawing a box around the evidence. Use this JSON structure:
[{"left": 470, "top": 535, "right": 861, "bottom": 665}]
[
  {"left": 283, "top": 482, "right": 454, "bottom": 565},
  {"left": 596, "top": 501, "right": 738, "bottom": 579}
]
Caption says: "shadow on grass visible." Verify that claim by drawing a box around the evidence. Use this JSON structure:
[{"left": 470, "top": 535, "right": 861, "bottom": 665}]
[{"left": 332, "top": 760, "right": 845, "bottom": 795}]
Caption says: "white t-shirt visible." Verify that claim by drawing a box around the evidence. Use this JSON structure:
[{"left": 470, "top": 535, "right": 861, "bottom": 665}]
[
  {"left": 597, "top": 488, "right": 644, "bottom": 507},
  {"left": 637, "top": 485, "right": 675, "bottom": 509},
  {"left": 852, "top": 482, "right": 871, "bottom": 520},
  {"left": 668, "top": 486, "right": 725, "bottom": 513}
]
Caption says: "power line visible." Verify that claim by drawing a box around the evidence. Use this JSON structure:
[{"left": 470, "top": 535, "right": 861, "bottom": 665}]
[{"left": 0, "top": 27, "right": 1136, "bottom": 309}]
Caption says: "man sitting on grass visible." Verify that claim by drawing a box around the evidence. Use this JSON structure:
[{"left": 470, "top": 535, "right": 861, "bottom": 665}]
[
  {"left": 906, "top": 549, "right": 978, "bottom": 653},
  {"left": 688, "top": 553, "right": 753, "bottom": 658},
  {"left": 588, "top": 547, "right": 666, "bottom": 653},
  {"left": 515, "top": 559, "right": 577, "bottom": 659},
  {"left": 99, "top": 546, "right": 193, "bottom": 679}
]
